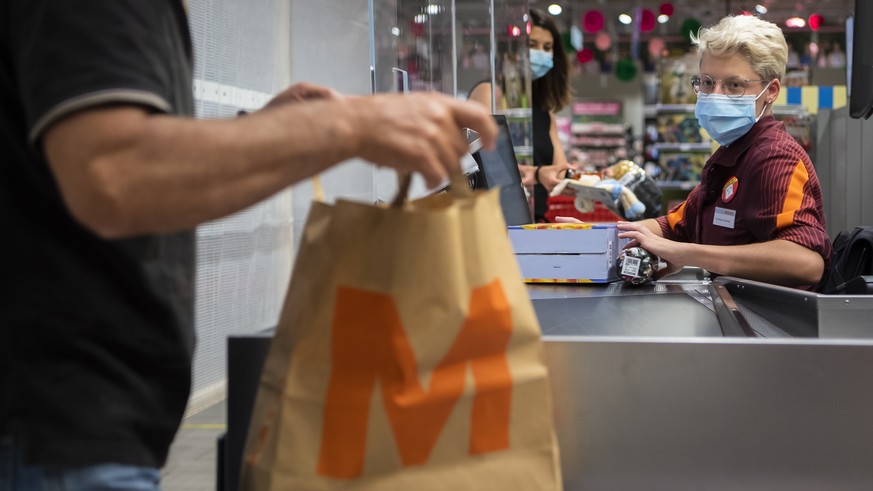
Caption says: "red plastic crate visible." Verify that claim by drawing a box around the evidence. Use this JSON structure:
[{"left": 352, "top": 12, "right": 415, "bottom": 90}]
[{"left": 545, "top": 196, "right": 622, "bottom": 223}]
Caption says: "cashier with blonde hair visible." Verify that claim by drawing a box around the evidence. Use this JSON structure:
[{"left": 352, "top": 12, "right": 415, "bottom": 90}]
[{"left": 612, "top": 15, "right": 831, "bottom": 289}]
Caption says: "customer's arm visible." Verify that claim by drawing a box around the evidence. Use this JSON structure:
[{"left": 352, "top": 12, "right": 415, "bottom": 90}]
[{"left": 43, "top": 91, "right": 496, "bottom": 238}]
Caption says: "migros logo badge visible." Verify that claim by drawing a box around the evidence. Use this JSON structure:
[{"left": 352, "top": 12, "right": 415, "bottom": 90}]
[{"left": 316, "top": 278, "right": 514, "bottom": 479}]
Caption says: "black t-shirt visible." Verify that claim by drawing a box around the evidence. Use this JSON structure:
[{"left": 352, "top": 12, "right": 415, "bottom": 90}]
[
  {"left": 0, "top": 1, "right": 196, "bottom": 467},
  {"left": 532, "top": 104, "right": 553, "bottom": 221}
]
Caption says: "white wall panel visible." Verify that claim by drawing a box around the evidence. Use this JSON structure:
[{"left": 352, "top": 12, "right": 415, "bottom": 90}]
[
  {"left": 288, "top": 0, "right": 377, "bottom": 248},
  {"left": 186, "top": 0, "right": 376, "bottom": 414},
  {"left": 188, "top": 0, "right": 294, "bottom": 415}
]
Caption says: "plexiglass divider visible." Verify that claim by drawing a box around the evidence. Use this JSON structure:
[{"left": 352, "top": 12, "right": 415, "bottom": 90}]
[{"left": 369, "top": 0, "right": 531, "bottom": 202}]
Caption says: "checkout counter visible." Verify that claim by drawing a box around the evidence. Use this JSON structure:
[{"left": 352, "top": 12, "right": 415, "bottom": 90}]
[{"left": 219, "top": 270, "right": 873, "bottom": 490}]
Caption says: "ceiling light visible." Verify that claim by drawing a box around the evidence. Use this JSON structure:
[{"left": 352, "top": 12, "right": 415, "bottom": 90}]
[
  {"left": 785, "top": 17, "right": 806, "bottom": 28},
  {"left": 391, "top": 27, "right": 401, "bottom": 36},
  {"left": 618, "top": 14, "right": 633, "bottom": 25},
  {"left": 548, "top": 4, "right": 563, "bottom": 16},
  {"left": 425, "top": 4, "right": 440, "bottom": 15},
  {"left": 755, "top": 5, "right": 768, "bottom": 14},
  {"left": 658, "top": 14, "right": 669, "bottom": 24},
  {"left": 414, "top": 14, "right": 428, "bottom": 24}
]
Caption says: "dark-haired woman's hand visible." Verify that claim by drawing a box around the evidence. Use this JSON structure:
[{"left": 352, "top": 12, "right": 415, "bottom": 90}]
[{"left": 532, "top": 163, "right": 578, "bottom": 192}]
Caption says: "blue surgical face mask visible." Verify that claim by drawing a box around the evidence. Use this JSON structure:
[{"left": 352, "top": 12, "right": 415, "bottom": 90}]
[
  {"left": 695, "top": 81, "right": 771, "bottom": 146},
  {"left": 530, "top": 49, "right": 553, "bottom": 80}
]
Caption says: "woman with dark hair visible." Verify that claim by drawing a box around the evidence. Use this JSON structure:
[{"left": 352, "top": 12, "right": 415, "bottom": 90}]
[{"left": 469, "top": 8, "right": 575, "bottom": 221}]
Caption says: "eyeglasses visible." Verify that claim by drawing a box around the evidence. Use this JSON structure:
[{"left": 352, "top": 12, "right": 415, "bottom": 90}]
[{"left": 690, "top": 74, "right": 768, "bottom": 98}]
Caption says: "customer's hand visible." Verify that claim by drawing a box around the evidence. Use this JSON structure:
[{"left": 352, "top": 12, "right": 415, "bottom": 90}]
[
  {"left": 265, "top": 82, "right": 341, "bottom": 109},
  {"left": 349, "top": 92, "right": 497, "bottom": 188}
]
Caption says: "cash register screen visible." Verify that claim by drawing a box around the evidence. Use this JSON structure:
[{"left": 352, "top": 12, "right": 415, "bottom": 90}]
[{"left": 472, "top": 115, "right": 532, "bottom": 226}]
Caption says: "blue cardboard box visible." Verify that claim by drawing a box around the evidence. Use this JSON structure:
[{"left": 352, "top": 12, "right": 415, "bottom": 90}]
[{"left": 507, "top": 224, "right": 624, "bottom": 283}]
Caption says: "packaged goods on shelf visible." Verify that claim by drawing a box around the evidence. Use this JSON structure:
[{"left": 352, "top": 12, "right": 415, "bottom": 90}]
[{"left": 570, "top": 100, "right": 630, "bottom": 169}]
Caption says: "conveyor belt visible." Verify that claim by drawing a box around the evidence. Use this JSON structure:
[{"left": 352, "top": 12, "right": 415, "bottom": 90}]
[
  {"left": 717, "top": 276, "right": 873, "bottom": 339},
  {"left": 529, "top": 274, "right": 873, "bottom": 339},
  {"left": 529, "top": 270, "right": 723, "bottom": 337},
  {"left": 533, "top": 293, "right": 723, "bottom": 337}
]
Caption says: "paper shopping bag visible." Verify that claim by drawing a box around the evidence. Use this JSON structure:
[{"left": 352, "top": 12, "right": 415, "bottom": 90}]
[{"left": 240, "top": 176, "right": 562, "bottom": 491}]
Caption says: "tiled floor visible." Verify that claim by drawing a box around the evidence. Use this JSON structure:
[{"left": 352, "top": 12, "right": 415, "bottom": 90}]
[{"left": 161, "top": 401, "right": 226, "bottom": 491}]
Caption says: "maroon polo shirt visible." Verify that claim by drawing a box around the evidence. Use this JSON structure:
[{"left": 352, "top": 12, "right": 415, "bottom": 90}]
[{"left": 656, "top": 115, "right": 831, "bottom": 283}]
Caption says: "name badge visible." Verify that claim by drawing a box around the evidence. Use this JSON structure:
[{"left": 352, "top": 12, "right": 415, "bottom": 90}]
[{"left": 713, "top": 207, "right": 736, "bottom": 229}]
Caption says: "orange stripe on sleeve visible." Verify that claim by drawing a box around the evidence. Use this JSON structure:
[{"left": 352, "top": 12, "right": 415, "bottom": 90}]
[
  {"left": 775, "top": 159, "right": 809, "bottom": 229},
  {"left": 667, "top": 201, "right": 687, "bottom": 230}
]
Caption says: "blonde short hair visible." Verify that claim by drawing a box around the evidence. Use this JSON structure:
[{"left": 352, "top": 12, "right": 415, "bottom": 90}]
[{"left": 691, "top": 15, "right": 788, "bottom": 82}]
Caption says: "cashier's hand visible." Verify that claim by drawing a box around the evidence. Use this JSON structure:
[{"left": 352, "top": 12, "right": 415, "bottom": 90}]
[
  {"left": 616, "top": 221, "right": 687, "bottom": 279},
  {"left": 264, "top": 82, "right": 342, "bottom": 109},
  {"left": 349, "top": 92, "right": 497, "bottom": 188},
  {"left": 554, "top": 216, "right": 582, "bottom": 224}
]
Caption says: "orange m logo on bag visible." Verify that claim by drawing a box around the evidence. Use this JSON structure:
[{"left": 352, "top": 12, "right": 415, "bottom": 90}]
[{"left": 317, "top": 279, "right": 514, "bottom": 479}]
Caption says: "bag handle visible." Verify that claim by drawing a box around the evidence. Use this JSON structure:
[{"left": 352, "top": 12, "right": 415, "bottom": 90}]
[
  {"left": 390, "top": 172, "right": 413, "bottom": 208},
  {"left": 312, "top": 175, "right": 326, "bottom": 202},
  {"left": 390, "top": 170, "right": 472, "bottom": 208}
]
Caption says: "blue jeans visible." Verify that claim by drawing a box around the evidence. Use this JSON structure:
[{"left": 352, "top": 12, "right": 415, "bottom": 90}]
[{"left": 0, "top": 438, "right": 161, "bottom": 491}]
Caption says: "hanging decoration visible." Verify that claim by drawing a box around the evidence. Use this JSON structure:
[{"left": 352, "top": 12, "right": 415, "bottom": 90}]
[
  {"left": 680, "top": 18, "right": 702, "bottom": 45},
  {"left": 410, "top": 20, "right": 425, "bottom": 38},
  {"left": 576, "top": 48, "right": 594, "bottom": 64},
  {"left": 561, "top": 31, "right": 577, "bottom": 55},
  {"left": 582, "top": 10, "right": 605, "bottom": 33},
  {"left": 648, "top": 37, "right": 666, "bottom": 59},
  {"left": 570, "top": 25, "right": 584, "bottom": 51},
  {"left": 659, "top": 3, "right": 674, "bottom": 17},
  {"left": 809, "top": 13, "right": 823, "bottom": 31},
  {"left": 616, "top": 57, "right": 637, "bottom": 81},
  {"left": 630, "top": 7, "right": 642, "bottom": 60},
  {"left": 639, "top": 8, "right": 656, "bottom": 33},
  {"left": 594, "top": 31, "right": 612, "bottom": 51}
]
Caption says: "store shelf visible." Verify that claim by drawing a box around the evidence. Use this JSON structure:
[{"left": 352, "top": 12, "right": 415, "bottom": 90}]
[
  {"left": 505, "top": 107, "right": 532, "bottom": 118},
  {"left": 643, "top": 103, "right": 711, "bottom": 183},
  {"left": 570, "top": 100, "right": 629, "bottom": 169},
  {"left": 653, "top": 142, "right": 712, "bottom": 152},
  {"left": 644, "top": 104, "right": 697, "bottom": 118},
  {"left": 571, "top": 135, "right": 626, "bottom": 146},
  {"left": 514, "top": 145, "right": 533, "bottom": 156},
  {"left": 571, "top": 122, "right": 626, "bottom": 135},
  {"left": 646, "top": 103, "right": 808, "bottom": 118},
  {"left": 772, "top": 105, "right": 807, "bottom": 116}
]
